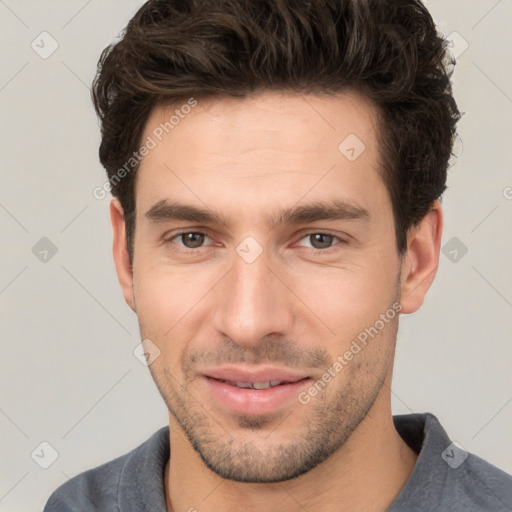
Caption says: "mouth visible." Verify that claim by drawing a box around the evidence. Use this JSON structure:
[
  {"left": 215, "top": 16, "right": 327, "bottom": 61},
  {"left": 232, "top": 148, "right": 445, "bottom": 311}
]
[
  {"left": 201, "top": 366, "right": 312, "bottom": 416},
  {"left": 218, "top": 379, "right": 297, "bottom": 390}
]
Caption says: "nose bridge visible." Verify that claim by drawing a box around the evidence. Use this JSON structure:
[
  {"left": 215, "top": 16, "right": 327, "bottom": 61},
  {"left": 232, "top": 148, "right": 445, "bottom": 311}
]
[{"left": 213, "top": 246, "right": 292, "bottom": 346}]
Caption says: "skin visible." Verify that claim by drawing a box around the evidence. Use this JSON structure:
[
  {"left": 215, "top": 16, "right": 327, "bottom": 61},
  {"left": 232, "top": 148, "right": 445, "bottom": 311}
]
[{"left": 110, "top": 90, "right": 443, "bottom": 512}]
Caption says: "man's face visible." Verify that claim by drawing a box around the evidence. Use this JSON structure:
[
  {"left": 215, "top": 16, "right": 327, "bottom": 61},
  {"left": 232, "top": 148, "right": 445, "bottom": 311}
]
[{"left": 128, "top": 91, "right": 404, "bottom": 482}]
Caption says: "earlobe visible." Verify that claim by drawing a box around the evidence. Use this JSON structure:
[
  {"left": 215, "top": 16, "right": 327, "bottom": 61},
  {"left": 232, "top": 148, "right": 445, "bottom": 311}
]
[
  {"left": 110, "top": 198, "right": 136, "bottom": 312},
  {"left": 399, "top": 200, "right": 443, "bottom": 314}
]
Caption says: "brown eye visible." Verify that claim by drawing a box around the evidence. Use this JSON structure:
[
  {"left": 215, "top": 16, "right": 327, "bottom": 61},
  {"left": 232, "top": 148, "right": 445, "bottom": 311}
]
[
  {"left": 310, "top": 233, "right": 334, "bottom": 249},
  {"left": 177, "top": 232, "right": 207, "bottom": 248},
  {"left": 299, "top": 233, "right": 338, "bottom": 250}
]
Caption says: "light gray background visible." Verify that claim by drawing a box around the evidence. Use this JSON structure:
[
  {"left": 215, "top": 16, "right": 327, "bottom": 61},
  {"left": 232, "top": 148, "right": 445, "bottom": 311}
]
[{"left": 1, "top": 1, "right": 511, "bottom": 511}]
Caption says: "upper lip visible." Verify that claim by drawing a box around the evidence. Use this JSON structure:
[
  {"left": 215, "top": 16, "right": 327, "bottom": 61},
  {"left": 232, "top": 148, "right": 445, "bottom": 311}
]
[{"left": 202, "top": 365, "right": 310, "bottom": 383}]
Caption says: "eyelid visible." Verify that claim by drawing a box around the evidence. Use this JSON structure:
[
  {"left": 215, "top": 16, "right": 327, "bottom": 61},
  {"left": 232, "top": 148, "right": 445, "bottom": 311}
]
[
  {"left": 165, "top": 230, "right": 212, "bottom": 245},
  {"left": 163, "top": 229, "right": 348, "bottom": 252},
  {"left": 294, "top": 231, "right": 347, "bottom": 250}
]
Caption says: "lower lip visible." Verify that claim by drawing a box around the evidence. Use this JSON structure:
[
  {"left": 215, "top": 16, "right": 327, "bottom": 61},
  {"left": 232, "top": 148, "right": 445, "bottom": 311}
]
[{"left": 203, "top": 377, "right": 311, "bottom": 416}]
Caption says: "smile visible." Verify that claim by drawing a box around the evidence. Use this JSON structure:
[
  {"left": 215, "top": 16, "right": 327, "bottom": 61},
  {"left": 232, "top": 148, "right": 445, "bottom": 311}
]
[
  {"left": 222, "top": 379, "right": 291, "bottom": 389},
  {"left": 202, "top": 369, "right": 312, "bottom": 416}
]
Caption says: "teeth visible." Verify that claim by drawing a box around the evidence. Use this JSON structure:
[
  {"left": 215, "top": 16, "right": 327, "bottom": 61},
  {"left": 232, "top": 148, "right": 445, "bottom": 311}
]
[
  {"left": 252, "top": 381, "right": 271, "bottom": 390},
  {"left": 234, "top": 381, "right": 252, "bottom": 388},
  {"left": 226, "top": 380, "right": 285, "bottom": 389}
]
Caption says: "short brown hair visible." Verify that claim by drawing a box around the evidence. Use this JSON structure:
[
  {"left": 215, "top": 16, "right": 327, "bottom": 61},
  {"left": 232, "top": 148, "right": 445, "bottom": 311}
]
[{"left": 92, "top": 0, "right": 461, "bottom": 260}]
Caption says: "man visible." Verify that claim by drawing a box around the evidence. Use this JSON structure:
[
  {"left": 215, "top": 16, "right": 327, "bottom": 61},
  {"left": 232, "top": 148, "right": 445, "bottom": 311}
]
[{"left": 44, "top": 0, "right": 512, "bottom": 510}]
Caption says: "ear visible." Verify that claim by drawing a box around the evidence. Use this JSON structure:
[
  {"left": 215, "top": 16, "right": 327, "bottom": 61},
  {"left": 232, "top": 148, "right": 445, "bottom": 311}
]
[
  {"left": 110, "top": 198, "right": 136, "bottom": 312},
  {"left": 399, "top": 200, "right": 443, "bottom": 314}
]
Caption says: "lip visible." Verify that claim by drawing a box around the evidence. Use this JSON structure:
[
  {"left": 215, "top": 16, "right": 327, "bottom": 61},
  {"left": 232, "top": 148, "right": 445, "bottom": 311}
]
[
  {"left": 201, "top": 365, "right": 311, "bottom": 416},
  {"left": 203, "top": 365, "right": 309, "bottom": 384}
]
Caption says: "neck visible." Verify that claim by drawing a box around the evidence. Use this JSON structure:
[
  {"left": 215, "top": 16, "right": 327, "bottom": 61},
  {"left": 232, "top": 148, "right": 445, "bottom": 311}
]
[{"left": 164, "top": 387, "right": 417, "bottom": 512}]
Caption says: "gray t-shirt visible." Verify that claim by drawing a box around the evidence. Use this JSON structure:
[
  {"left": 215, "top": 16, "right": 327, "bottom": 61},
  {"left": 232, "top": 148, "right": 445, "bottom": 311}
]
[{"left": 43, "top": 413, "right": 512, "bottom": 511}]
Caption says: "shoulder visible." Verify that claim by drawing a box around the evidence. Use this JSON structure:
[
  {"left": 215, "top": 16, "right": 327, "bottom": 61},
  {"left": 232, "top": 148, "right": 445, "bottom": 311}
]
[
  {"left": 453, "top": 451, "right": 512, "bottom": 511},
  {"left": 43, "top": 426, "right": 170, "bottom": 512},
  {"left": 391, "top": 413, "right": 512, "bottom": 511},
  {"left": 43, "top": 455, "right": 125, "bottom": 512}
]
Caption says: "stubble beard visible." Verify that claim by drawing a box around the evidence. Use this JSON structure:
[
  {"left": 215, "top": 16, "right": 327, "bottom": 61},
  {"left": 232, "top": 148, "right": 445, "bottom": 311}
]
[{"left": 149, "top": 318, "right": 397, "bottom": 483}]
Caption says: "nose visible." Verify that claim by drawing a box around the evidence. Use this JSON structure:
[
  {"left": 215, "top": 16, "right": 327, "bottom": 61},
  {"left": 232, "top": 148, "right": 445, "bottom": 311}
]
[{"left": 211, "top": 247, "right": 294, "bottom": 348}]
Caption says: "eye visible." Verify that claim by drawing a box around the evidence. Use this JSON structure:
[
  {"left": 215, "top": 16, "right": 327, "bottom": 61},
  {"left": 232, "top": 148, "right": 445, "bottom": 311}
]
[
  {"left": 165, "top": 231, "right": 345, "bottom": 254},
  {"left": 296, "top": 233, "right": 342, "bottom": 250},
  {"left": 169, "top": 231, "right": 212, "bottom": 249}
]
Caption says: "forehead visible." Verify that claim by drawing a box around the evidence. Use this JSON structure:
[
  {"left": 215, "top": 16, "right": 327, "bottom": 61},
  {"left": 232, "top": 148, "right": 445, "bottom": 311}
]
[
  {"left": 135, "top": 90, "right": 387, "bottom": 222},
  {"left": 143, "top": 90, "right": 380, "bottom": 163}
]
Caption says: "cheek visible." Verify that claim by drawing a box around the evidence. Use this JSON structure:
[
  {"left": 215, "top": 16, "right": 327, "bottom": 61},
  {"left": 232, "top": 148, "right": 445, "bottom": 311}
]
[
  {"left": 289, "top": 257, "right": 399, "bottom": 338},
  {"left": 133, "top": 272, "right": 194, "bottom": 383},
  {"left": 133, "top": 263, "right": 218, "bottom": 347}
]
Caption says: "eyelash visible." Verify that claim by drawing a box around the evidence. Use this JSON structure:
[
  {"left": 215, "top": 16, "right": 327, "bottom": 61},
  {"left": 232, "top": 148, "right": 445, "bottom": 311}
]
[{"left": 165, "top": 230, "right": 346, "bottom": 255}]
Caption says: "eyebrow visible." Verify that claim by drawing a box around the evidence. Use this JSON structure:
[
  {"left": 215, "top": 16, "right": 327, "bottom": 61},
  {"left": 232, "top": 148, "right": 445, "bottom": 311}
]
[{"left": 144, "top": 198, "right": 370, "bottom": 228}]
